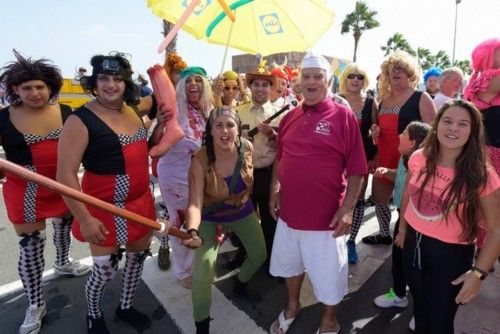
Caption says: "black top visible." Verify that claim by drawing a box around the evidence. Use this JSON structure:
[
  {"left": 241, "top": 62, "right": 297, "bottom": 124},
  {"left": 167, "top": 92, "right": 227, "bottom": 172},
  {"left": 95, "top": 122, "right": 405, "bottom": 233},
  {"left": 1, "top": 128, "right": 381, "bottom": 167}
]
[
  {"left": 73, "top": 106, "right": 146, "bottom": 175},
  {"left": 73, "top": 106, "right": 126, "bottom": 175},
  {"left": 0, "top": 104, "right": 71, "bottom": 165},
  {"left": 396, "top": 91, "right": 422, "bottom": 134},
  {"left": 482, "top": 105, "right": 500, "bottom": 148},
  {"left": 360, "top": 96, "right": 377, "bottom": 161}
]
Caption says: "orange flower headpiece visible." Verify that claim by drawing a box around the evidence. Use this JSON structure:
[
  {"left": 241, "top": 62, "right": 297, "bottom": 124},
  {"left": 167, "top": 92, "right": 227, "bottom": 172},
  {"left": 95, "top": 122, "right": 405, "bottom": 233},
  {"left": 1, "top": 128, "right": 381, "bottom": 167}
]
[{"left": 163, "top": 53, "right": 188, "bottom": 80}]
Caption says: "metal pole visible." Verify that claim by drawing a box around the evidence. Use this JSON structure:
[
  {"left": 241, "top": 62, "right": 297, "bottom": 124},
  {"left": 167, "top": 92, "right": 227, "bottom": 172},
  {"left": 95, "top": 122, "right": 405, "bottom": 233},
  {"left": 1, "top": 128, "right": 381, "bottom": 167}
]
[{"left": 452, "top": 0, "right": 460, "bottom": 64}]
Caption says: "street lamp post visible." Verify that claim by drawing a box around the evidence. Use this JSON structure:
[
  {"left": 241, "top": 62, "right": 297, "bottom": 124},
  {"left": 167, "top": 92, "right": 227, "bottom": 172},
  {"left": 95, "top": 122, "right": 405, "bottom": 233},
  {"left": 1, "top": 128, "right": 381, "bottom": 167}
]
[{"left": 452, "top": 0, "right": 461, "bottom": 64}]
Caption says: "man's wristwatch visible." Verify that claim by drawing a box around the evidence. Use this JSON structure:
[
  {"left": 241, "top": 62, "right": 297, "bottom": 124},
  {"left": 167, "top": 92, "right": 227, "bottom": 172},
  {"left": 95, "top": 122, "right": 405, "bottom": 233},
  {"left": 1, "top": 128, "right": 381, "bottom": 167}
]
[{"left": 470, "top": 266, "right": 488, "bottom": 280}]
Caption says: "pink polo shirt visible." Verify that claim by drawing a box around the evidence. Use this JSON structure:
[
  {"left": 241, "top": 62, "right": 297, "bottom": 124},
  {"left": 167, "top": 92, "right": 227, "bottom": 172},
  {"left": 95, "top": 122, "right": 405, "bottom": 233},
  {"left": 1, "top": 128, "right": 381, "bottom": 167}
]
[{"left": 277, "top": 98, "right": 367, "bottom": 231}]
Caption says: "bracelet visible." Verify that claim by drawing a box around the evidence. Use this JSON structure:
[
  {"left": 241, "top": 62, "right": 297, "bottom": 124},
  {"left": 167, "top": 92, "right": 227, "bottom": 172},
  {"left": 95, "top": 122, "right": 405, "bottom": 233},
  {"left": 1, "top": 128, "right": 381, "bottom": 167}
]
[
  {"left": 186, "top": 228, "right": 200, "bottom": 237},
  {"left": 470, "top": 265, "right": 488, "bottom": 280}
]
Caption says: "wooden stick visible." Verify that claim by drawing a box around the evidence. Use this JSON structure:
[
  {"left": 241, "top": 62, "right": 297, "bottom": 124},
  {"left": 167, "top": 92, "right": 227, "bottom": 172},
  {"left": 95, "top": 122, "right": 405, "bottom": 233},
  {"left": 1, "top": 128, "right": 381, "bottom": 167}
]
[{"left": 0, "top": 158, "right": 190, "bottom": 240}]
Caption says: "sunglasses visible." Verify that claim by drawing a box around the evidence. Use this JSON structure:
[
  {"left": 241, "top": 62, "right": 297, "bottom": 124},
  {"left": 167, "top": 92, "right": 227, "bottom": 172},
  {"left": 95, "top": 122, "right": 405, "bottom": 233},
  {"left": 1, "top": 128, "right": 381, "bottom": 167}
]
[
  {"left": 347, "top": 73, "right": 364, "bottom": 80},
  {"left": 224, "top": 86, "right": 239, "bottom": 91},
  {"left": 390, "top": 65, "right": 406, "bottom": 73}
]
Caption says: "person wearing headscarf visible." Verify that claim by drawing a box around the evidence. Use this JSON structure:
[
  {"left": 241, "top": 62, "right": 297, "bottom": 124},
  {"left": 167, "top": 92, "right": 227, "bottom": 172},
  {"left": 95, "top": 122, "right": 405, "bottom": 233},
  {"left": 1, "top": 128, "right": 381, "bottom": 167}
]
[{"left": 182, "top": 106, "right": 266, "bottom": 333}]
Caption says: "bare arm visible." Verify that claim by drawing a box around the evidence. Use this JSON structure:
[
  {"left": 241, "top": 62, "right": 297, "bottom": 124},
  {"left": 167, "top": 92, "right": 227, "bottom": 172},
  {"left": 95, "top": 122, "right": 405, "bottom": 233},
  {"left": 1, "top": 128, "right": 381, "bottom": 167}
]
[
  {"left": 136, "top": 95, "right": 153, "bottom": 117},
  {"left": 329, "top": 175, "right": 363, "bottom": 237},
  {"left": 56, "top": 115, "right": 108, "bottom": 244},
  {"left": 453, "top": 189, "right": 500, "bottom": 304},
  {"left": 269, "top": 159, "right": 281, "bottom": 220},
  {"left": 374, "top": 167, "right": 397, "bottom": 182},
  {"left": 394, "top": 171, "right": 412, "bottom": 248},
  {"left": 419, "top": 92, "right": 437, "bottom": 124},
  {"left": 182, "top": 157, "right": 206, "bottom": 248}
]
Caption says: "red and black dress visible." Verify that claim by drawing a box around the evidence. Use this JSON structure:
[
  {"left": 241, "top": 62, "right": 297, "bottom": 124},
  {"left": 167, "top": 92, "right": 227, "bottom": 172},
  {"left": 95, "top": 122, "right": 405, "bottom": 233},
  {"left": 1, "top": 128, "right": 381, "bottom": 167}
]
[
  {"left": 0, "top": 105, "right": 72, "bottom": 224},
  {"left": 71, "top": 106, "right": 155, "bottom": 247}
]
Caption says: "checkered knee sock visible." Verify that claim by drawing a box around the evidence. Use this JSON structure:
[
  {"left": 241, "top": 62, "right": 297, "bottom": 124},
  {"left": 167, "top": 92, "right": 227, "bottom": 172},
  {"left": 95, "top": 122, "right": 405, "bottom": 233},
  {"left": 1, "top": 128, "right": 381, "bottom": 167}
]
[
  {"left": 375, "top": 203, "right": 392, "bottom": 237},
  {"left": 156, "top": 204, "right": 170, "bottom": 249},
  {"left": 159, "top": 235, "right": 169, "bottom": 249},
  {"left": 85, "top": 250, "right": 122, "bottom": 319},
  {"left": 52, "top": 216, "right": 73, "bottom": 267},
  {"left": 349, "top": 200, "right": 365, "bottom": 243},
  {"left": 119, "top": 249, "right": 151, "bottom": 310},
  {"left": 18, "top": 230, "right": 46, "bottom": 307}
]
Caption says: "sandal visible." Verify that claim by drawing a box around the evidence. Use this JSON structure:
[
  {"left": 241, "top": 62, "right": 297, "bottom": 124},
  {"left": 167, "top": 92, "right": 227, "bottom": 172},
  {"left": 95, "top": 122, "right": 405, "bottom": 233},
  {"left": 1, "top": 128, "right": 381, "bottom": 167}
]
[
  {"left": 315, "top": 325, "right": 341, "bottom": 334},
  {"left": 269, "top": 310, "right": 297, "bottom": 334}
]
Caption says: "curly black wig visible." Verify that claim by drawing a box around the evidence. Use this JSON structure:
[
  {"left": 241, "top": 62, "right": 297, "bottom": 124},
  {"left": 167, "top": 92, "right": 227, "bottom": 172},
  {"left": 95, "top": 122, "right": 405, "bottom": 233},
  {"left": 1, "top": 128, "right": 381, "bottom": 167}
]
[
  {"left": 80, "top": 53, "right": 140, "bottom": 106},
  {"left": 0, "top": 50, "right": 63, "bottom": 106}
]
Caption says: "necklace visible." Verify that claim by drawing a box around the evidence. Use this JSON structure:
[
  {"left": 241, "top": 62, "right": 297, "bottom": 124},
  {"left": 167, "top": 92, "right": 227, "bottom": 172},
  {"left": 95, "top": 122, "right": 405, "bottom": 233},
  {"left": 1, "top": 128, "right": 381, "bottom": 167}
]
[{"left": 95, "top": 98, "right": 123, "bottom": 112}]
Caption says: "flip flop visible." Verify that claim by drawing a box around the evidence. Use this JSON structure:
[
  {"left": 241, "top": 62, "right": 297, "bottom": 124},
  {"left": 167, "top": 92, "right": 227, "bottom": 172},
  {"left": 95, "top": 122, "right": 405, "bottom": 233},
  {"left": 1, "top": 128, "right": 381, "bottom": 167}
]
[
  {"left": 269, "top": 310, "right": 296, "bottom": 334},
  {"left": 315, "top": 325, "right": 341, "bottom": 334}
]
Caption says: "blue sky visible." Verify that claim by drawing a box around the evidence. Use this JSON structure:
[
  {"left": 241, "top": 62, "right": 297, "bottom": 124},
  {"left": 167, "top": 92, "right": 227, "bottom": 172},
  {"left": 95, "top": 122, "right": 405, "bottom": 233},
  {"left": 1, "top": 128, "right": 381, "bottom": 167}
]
[{"left": 1, "top": 0, "right": 498, "bottom": 86}]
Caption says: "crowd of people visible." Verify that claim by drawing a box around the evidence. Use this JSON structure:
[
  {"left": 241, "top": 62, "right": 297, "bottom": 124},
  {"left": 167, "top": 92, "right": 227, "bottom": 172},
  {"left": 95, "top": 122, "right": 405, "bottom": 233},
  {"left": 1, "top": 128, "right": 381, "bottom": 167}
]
[{"left": 0, "top": 37, "right": 499, "bottom": 334}]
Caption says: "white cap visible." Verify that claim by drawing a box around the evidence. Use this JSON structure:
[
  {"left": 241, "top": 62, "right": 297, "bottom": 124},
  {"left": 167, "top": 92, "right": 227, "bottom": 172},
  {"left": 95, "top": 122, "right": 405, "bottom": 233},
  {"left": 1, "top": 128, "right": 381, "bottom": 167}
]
[{"left": 301, "top": 51, "right": 331, "bottom": 77}]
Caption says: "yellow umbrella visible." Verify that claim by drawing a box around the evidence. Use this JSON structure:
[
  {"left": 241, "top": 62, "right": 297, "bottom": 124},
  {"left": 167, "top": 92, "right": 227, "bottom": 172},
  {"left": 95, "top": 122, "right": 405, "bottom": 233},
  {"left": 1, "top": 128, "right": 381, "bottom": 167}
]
[{"left": 147, "top": 0, "right": 335, "bottom": 56}]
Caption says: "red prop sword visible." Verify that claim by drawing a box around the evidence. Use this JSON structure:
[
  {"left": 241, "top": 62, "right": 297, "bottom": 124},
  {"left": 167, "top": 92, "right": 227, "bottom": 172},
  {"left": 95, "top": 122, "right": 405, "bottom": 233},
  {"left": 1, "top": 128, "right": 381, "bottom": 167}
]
[{"left": 0, "top": 158, "right": 190, "bottom": 240}]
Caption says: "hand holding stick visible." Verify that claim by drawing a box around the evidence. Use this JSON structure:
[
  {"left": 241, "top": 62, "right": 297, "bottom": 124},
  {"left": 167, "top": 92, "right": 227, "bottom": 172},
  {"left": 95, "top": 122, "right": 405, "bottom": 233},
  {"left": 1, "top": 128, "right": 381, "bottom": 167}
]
[{"left": 0, "top": 158, "right": 190, "bottom": 240}]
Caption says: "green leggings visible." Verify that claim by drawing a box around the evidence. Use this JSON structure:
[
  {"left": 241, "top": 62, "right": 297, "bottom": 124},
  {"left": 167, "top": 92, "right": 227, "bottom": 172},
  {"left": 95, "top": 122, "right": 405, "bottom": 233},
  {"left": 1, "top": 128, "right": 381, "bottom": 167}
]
[{"left": 192, "top": 212, "right": 267, "bottom": 321}]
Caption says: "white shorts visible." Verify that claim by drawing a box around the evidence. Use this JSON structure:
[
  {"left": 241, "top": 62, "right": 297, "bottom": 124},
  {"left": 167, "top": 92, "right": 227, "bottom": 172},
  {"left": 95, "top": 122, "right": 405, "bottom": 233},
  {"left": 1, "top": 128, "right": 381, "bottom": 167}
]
[{"left": 269, "top": 218, "right": 348, "bottom": 305}]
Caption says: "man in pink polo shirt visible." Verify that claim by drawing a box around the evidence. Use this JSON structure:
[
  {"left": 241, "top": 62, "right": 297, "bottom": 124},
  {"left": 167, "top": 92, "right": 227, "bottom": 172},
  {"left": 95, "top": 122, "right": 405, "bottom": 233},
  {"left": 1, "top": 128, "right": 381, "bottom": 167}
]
[{"left": 268, "top": 51, "right": 367, "bottom": 334}]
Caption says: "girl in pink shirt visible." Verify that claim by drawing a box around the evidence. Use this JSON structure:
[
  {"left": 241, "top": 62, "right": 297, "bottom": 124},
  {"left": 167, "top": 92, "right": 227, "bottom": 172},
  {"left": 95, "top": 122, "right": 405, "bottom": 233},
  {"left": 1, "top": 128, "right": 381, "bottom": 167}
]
[{"left": 396, "top": 99, "right": 500, "bottom": 334}]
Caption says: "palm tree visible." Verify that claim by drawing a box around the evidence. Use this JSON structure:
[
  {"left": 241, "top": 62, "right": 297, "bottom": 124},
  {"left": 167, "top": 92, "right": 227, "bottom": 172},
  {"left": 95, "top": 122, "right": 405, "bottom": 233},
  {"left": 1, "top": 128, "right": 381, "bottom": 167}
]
[
  {"left": 341, "top": 1, "right": 380, "bottom": 62},
  {"left": 453, "top": 59, "right": 472, "bottom": 75},
  {"left": 162, "top": 20, "right": 177, "bottom": 53},
  {"left": 416, "top": 47, "right": 435, "bottom": 71},
  {"left": 381, "top": 32, "right": 415, "bottom": 56},
  {"left": 433, "top": 50, "right": 451, "bottom": 68}
]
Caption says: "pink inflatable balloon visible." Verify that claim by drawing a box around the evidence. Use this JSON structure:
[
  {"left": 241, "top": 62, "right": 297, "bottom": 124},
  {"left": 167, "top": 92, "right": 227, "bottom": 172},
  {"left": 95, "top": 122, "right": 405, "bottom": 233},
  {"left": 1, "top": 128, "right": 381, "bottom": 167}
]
[
  {"left": 147, "top": 64, "right": 185, "bottom": 158},
  {"left": 157, "top": 0, "right": 201, "bottom": 53}
]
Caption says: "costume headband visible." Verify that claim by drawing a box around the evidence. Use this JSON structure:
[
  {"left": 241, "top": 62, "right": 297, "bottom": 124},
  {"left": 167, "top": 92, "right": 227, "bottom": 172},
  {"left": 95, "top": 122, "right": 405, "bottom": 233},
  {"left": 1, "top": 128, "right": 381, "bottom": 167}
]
[
  {"left": 209, "top": 106, "right": 240, "bottom": 125},
  {"left": 180, "top": 66, "right": 207, "bottom": 79},
  {"left": 92, "top": 57, "right": 130, "bottom": 78}
]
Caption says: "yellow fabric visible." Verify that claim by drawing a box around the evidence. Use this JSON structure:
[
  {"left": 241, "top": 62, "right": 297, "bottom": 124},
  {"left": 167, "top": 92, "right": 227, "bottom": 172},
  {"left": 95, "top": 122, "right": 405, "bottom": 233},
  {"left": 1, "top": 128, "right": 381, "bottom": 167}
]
[{"left": 147, "top": 0, "right": 335, "bottom": 56}]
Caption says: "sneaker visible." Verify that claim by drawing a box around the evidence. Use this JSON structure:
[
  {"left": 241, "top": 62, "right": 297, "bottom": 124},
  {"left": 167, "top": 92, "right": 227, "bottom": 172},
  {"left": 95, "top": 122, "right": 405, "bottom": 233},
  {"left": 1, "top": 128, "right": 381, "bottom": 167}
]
[
  {"left": 374, "top": 288, "right": 408, "bottom": 308},
  {"left": 19, "top": 304, "right": 46, "bottom": 334},
  {"left": 87, "top": 315, "right": 110, "bottom": 334},
  {"left": 54, "top": 259, "right": 91, "bottom": 277},
  {"left": 115, "top": 306, "right": 152, "bottom": 331},
  {"left": 157, "top": 247, "right": 171, "bottom": 271},
  {"left": 347, "top": 241, "right": 358, "bottom": 264},
  {"left": 409, "top": 316, "right": 415, "bottom": 331},
  {"left": 362, "top": 234, "right": 393, "bottom": 245}
]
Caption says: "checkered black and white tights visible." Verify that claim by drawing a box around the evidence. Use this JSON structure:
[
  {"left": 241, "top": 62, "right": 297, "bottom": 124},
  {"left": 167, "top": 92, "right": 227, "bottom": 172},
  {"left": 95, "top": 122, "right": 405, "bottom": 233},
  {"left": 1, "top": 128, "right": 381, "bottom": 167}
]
[
  {"left": 18, "top": 230, "right": 46, "bottom": 307},
  {"left": 120, "top": 249, "right": 151, "bottom": 310},
  {"left": 348, "top": 200, "right": 366, "bottom": 243},
  {"left": 376, "top": 203, "right": 392, "bottom": 237},
  {"left": 156, "top": 203, "right": 169, "bottom": 249},
  {"left": 52, "top": 216, "right": 72, "bottom": 267},
  {"left": 85, "top": 252, "right": 120, "bottom": 319}
]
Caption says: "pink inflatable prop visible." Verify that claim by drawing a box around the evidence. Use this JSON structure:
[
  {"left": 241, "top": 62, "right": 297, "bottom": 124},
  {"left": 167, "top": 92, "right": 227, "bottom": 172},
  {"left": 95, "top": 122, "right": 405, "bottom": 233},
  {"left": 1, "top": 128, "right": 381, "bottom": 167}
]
[
  {"left": 147, "top": 64, "right": 184, "bottom": 158},
  {"left": 157, "top": 0, "right": 201, "bottom": 54}
]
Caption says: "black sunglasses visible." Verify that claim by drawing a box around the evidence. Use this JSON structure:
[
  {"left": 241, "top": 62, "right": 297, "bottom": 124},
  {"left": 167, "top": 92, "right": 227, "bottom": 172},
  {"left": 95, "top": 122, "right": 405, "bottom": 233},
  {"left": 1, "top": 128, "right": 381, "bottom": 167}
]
[
  {"left": 347, "top": 73, "right": 364, "bottom": 80},
  {"left": 224, "top": 86, "right": 239, "bottom": 91}
]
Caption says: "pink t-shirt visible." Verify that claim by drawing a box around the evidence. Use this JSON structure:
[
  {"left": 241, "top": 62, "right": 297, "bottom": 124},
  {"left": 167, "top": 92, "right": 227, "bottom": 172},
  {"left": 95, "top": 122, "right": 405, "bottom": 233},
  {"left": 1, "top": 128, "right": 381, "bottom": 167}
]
[
  {"left": 404, "top": 149, "right": 500, "bottom": 244},
  {"left": 277, "top": 98, "right": 367, "bottom": 231}
]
